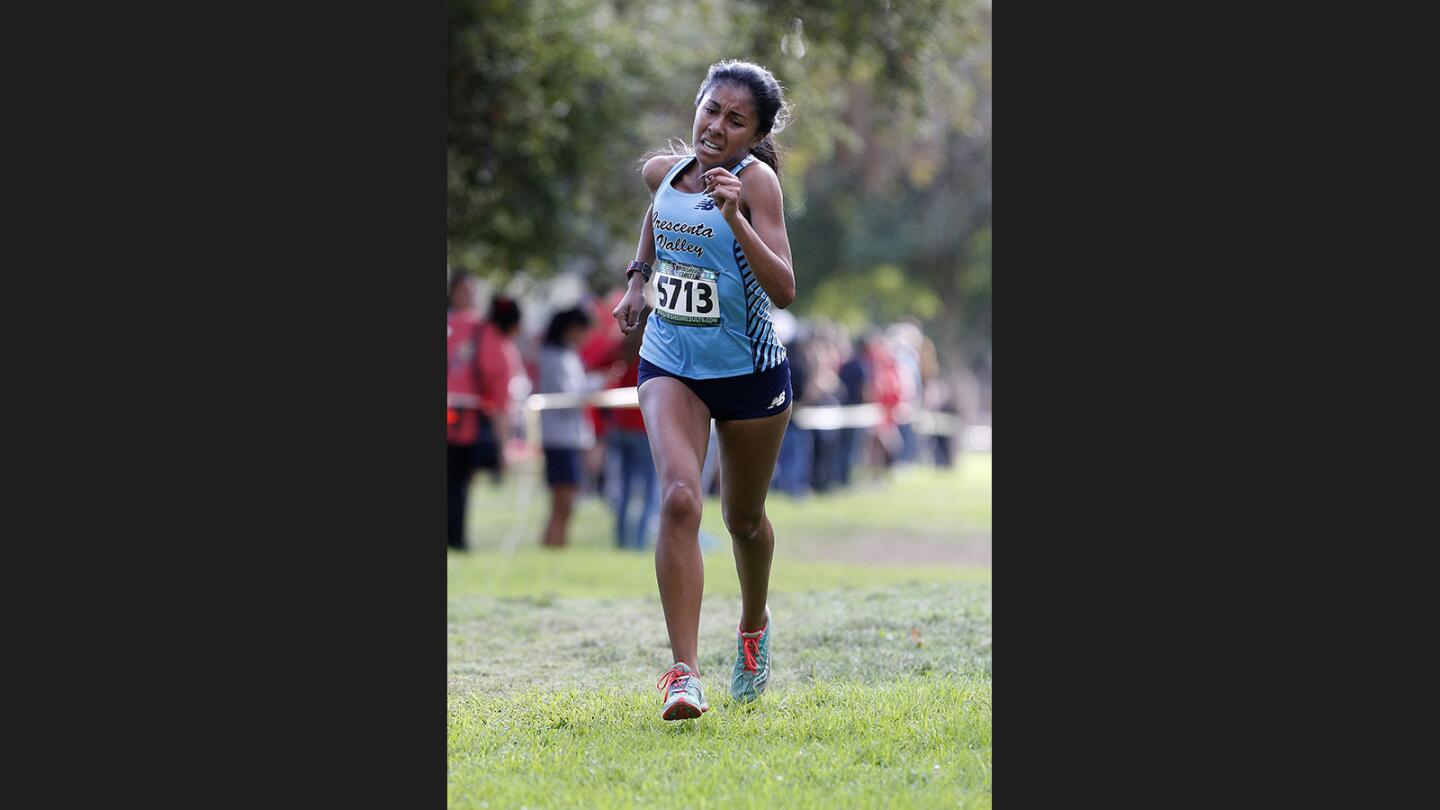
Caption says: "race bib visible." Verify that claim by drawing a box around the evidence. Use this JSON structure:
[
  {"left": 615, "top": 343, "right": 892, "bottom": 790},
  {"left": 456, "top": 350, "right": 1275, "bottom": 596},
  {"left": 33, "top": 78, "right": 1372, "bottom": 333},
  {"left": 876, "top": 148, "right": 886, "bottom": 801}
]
[{"left": 653, "top": 259, "right": 720, "bottom": 326}]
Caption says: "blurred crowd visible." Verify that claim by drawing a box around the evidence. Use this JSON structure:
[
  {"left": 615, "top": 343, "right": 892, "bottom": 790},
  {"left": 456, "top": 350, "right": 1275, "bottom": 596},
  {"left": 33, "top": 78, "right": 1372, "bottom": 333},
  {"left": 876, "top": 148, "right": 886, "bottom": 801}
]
[
  {"left": 447, "top": 272, "right": 990, "bottom": 551},
  {"left": 775, "top": 317, "right": 985, "bottom": 497}
]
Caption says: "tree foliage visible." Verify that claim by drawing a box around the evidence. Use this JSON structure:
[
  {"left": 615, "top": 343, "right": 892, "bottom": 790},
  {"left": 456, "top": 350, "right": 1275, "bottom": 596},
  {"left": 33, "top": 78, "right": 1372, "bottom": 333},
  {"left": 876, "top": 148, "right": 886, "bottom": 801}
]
[{"left": 449, "top": 0, "right": 991, "bottom": 362}]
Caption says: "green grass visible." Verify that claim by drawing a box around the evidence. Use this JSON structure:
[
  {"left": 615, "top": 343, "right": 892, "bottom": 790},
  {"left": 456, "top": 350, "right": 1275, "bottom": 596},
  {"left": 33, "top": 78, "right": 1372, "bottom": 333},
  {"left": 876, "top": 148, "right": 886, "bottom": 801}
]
[
  {"left": 449, "top": 453, "right": 992, "bottom": 808},
  {"left": 449, "top": 677, "right": 991, "bottom": 809},
  {"left": 462, "top": 452, "right": 991, "bottom": 561},
  {"left": 448, "top": 547, "right": 990, "bottom": 600},
  {"left": 449, "top": 579, "right": 991, "bottom": 695}
]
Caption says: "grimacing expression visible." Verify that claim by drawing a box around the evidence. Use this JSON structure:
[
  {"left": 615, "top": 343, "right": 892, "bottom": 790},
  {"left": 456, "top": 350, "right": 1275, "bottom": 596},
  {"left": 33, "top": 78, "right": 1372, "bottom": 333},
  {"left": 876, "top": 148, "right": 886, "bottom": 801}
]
[{"left": 692, "top": 82, "right": 762, "bottom": 168}]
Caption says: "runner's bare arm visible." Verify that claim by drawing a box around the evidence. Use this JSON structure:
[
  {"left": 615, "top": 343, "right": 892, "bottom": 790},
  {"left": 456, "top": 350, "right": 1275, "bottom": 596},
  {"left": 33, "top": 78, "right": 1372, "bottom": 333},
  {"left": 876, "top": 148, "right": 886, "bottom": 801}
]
[
  {"left": 632, "top": 202, "right": 657, "bottom": 274},
  {"left": 728, "top": 163, "right": 795, "bottom": 308},
  {"left": 615, "top": 155, "right": 684, "bottom": 333},
  {"left": 632, "top": 155, "right": 687, "bottom": 275}
]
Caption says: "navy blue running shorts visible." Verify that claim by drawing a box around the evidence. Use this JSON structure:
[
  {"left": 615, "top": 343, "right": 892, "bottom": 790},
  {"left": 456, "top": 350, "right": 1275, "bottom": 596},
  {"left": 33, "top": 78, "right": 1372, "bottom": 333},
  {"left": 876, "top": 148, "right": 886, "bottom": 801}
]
[{"left": 637, "top": 358, "right": 792, "bottom": 421}]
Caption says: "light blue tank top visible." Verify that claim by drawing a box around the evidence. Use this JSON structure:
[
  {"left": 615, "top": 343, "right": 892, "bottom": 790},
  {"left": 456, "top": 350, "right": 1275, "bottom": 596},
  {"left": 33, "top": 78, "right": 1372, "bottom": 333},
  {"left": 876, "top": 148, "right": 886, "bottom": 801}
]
[{"left": 639, "top": 154, "right": 788, "bottom": 379}]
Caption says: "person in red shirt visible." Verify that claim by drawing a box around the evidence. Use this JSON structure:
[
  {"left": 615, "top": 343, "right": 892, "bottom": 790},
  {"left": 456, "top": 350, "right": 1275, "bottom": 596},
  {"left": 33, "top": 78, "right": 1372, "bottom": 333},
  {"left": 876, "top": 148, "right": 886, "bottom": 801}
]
[
  {"left": 865, "top": 335, "right": 904, "bottom": 474},
  {"left": 447, "top": 274, "right": 485, "bottom": 550},
  {"left": 446, "top": 275, "right": 523, "bottom": 550},
  {"left": 472, "top": 295, "right": 524, "bottom": 483}
]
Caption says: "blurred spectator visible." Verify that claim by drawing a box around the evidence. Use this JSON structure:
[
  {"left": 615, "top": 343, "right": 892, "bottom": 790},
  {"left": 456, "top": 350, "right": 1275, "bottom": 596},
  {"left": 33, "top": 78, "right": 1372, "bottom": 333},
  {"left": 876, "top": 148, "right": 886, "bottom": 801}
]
[
  {"left": 806, "top": 324, "right": 845, "bottom": 494},
  {"left": 834, "top": 336, "right": 871, "bottom": 488},
  {"left": 604, "top": 323, "right": 659, "bottom": 551},
  {"left": 887, "top": 322, "right": 924, "bottom": 465},
  {"left": 917, "top": 330, "right": 942, "bottom": 464},
  {"left": 447, "top": 282, "right": 524, "bottom": 550},
  {"left": 536, "top": 306, "right": 597, "bottom": 548},
  {"left": 474, "top": 294, "right": 525, "bottom": 482},
  {"left": 772, "top": 333, "right": 812, "bottom": 497},
  {"left": 447, "top": 274, "right": 485, "bottom": 550},
  {"left": 925, "top": 375, "right": 959, "bottom": 468},
  {"left": 580, "top": 289, "right": 629, "bottom": 497},
  {"left": 864, "top": 332, "right": 904, "bottom": 477}
]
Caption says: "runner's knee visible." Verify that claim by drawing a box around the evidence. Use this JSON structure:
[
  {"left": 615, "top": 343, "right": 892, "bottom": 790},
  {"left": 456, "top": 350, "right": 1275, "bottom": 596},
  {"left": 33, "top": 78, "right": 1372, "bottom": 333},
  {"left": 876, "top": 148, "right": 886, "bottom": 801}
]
[
  {"left": 723, "top": 509, "right": 765, "bottom": 543},
  {"left": 660, "top": 479, "right": 702, "bottom": 526}
]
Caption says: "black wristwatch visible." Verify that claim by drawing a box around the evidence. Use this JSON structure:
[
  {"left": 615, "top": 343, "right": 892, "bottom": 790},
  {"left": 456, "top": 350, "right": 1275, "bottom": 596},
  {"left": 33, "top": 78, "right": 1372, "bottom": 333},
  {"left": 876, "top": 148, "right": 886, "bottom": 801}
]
[{"left": 626, "top": 260, "right": 653, "bottom": 283}]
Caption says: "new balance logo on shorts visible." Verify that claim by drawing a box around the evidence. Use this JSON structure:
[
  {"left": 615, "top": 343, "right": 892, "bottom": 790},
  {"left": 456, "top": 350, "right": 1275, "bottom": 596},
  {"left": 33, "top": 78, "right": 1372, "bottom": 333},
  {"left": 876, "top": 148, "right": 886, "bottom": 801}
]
[{"left": 769, "top": 391, "right": 786, "bottom": 409}]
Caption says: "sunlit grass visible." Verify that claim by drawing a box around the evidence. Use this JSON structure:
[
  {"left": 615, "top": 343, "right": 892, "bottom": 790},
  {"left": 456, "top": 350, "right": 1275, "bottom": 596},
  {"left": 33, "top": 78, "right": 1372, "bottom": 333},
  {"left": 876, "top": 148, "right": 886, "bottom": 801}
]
[
  {"left": 449, "top": 676, "right": 991, "bottom": 809},
  {"left": 449, "top": 451, "right": 992, "bottom": 808},
  {"left": 462, "top": 451, "right": 991, "bottom": 555}
]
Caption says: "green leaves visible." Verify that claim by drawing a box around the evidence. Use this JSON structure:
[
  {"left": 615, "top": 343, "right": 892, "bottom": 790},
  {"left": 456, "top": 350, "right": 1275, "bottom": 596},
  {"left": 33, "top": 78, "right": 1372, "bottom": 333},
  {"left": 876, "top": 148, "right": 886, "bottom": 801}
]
[
  {"left": 448, "top": 0, "right": 667, "bottom": 279},
  {"left": 808, "top": 264, "right": 944, "bottom": 331},
  {"left": 448, "top": 0, "right": 992, "bottom": 361}
]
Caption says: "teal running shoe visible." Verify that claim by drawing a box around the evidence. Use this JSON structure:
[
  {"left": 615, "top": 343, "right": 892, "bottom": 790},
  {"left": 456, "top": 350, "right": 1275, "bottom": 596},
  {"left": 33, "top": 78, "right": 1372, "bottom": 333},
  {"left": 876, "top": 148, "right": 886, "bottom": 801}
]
[
  {"left": 730, "top": 607, "right": 771, "bottom": 703},
  {"left": 656, "top": 662, "right": 708, "bottom": 721}
]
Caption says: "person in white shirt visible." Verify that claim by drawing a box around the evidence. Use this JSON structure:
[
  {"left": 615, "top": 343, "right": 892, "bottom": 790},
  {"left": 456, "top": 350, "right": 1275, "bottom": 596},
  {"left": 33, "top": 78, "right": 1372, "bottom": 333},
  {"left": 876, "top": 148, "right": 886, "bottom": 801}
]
[{"left": 536, "top": 306, "right": 597, "bottom": 548}]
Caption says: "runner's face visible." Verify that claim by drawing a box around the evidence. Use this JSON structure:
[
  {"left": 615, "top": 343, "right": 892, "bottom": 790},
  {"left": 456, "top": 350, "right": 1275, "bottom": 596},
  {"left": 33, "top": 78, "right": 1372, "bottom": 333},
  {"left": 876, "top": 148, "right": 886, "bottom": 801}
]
[{"left": 692, "top": 82, "right": 762, "bottom": 169}]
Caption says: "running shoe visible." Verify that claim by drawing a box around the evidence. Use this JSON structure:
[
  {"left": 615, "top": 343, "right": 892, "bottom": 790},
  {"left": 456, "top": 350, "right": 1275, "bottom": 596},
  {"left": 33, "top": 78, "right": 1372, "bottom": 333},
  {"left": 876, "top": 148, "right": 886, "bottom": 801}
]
[
  {"left": 730, "top": 606, "right": 771, "bottom": 703},
  {"left": 656, "top": 662, "right": 708, "bottom": 720}
]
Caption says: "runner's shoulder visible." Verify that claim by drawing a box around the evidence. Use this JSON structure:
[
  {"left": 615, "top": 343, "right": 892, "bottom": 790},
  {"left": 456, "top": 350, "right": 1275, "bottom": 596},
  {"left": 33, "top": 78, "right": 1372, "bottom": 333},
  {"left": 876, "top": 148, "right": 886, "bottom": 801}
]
[
  {"left": 642, "top": 154, "right": 688, "bottom": 193},
  {"left": 739, "top": 158, "right": 780, "bottom": 200},
  {"left": 740, "top": 157, "right": 777, "bottom": 185}
]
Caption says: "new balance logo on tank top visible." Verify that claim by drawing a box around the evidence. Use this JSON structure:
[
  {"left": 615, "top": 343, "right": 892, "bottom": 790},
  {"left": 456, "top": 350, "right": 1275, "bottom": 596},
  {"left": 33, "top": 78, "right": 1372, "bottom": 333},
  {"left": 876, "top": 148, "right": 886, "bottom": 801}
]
[{"left": 640, "top": 154, "right": 788, "bottom": 378}]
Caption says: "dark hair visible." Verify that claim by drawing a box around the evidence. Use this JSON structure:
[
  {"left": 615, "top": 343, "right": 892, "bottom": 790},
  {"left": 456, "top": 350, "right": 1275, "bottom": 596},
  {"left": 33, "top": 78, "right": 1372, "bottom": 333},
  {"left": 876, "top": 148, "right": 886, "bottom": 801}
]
[
  {"left": 694, "top": 60, "right": 791, "bottom": 175},
  {"left": 543, "top": 306, "right": 593, "bottom": 347},
  {"left": 487, "top": 295, "right": 522, "bottom": 333}
]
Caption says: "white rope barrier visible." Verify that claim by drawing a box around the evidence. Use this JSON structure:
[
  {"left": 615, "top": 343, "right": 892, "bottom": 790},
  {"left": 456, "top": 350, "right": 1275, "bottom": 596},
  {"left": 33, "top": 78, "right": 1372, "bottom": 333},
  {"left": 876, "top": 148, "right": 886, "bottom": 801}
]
[
  {"left": 789, "top": 403, "right": 886, "bottom": 430},
  {"left": 520, "top": 389, "right": 986, "bottom": 444},
  {"left": 452, "top": 387, "right": 989, "bottom": 444},
  {"left": 524, "top": 387, "right": 639, "bottom": 411}
]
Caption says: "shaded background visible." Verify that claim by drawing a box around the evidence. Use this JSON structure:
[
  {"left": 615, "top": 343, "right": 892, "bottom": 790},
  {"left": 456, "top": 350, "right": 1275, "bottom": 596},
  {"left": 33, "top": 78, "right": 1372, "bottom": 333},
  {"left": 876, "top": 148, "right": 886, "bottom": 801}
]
[{"left": 448, "top": 0, "right": 991, "bottom": 385}]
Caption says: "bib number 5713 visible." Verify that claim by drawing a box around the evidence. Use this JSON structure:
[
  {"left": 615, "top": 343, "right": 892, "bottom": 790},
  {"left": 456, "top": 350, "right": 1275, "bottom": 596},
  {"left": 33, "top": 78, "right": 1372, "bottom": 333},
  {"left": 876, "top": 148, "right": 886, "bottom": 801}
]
[
  {"left": 653, "top": 261, "right": 721, "bottom": 326},
  {"left": 657, "top": 275, "right": 714, "bottom": 314}
]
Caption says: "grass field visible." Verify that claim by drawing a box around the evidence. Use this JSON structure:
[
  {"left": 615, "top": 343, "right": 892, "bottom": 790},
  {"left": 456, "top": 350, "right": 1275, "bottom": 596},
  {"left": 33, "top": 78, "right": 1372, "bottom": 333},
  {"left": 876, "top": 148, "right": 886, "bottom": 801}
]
[{"left": 448, "top": 452, "right": 992, "bottom": 808}]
